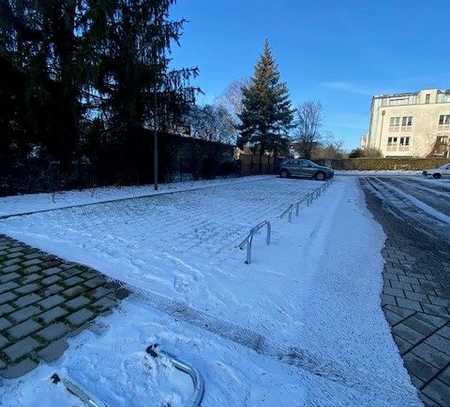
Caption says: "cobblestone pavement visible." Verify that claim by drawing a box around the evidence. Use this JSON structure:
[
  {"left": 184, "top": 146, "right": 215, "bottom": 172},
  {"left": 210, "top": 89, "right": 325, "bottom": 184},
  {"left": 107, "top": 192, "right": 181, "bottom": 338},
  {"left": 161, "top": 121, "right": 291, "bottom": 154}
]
[
  {"left": 0, "top": 234, "right": 128, "bottom": 379},
  {"left": 362, "top": 178, "right": 450, "bottom": 407}
]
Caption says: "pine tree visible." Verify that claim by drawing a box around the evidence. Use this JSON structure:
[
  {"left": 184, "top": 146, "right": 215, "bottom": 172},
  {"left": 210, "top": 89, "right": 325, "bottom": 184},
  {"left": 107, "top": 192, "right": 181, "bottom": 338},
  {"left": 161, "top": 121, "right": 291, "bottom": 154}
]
[
  {"left": 0, "top": 0, "right": 198, "bottom": 174},
  {"left": 238, "top": 40, "right": 294, "bottom": 172},
  {"left": 90, "top": 0, "right": 198, "bottom": 134}
]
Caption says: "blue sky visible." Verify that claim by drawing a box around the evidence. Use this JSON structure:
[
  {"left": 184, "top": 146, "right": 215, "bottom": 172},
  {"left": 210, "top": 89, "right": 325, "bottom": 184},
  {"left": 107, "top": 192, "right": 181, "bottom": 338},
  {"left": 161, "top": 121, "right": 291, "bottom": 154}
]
[{"left": 170, "top": 0, "right": 450, "bottom": 150}]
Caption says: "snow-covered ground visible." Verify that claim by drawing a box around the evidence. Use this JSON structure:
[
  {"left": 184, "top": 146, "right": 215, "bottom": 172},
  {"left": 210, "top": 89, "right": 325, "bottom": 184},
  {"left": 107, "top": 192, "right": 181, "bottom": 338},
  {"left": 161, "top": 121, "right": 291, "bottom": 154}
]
[
  {"left": 0, "top": 177, "right": 422, "bottom": 406},
  {"left": 336, "top": 170, "right": 423, "bottom": 176},
  {"left": 0, "top": 176, "right": 271, "bottom": 218}
]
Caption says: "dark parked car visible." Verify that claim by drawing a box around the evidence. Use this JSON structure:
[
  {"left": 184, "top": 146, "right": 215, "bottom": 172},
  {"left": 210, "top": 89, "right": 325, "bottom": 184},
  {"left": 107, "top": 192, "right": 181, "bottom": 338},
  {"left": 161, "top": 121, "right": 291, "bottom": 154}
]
[{"left": 279, "top": 159, "right": 334, "bottom": 181}]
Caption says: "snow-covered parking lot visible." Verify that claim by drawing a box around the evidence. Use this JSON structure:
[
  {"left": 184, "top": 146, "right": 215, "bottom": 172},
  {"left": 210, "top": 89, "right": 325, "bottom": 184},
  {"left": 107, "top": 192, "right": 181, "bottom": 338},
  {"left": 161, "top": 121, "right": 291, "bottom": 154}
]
[{"left": 0, "top": 176, "right": 422, "bottom": 406}]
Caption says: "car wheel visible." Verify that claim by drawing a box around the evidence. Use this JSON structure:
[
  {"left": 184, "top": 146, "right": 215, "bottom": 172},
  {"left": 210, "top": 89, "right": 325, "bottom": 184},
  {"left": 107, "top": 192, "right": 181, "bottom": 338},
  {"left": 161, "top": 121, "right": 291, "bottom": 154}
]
[
  {"left": 433, "top": 173, "right": 442, "bottom": 179},
  {"left": 280, "top": 170, "right": 290, "bottom": 178},
  {"left": 315, "top": 171, "right": 325, "bottom": 181}
]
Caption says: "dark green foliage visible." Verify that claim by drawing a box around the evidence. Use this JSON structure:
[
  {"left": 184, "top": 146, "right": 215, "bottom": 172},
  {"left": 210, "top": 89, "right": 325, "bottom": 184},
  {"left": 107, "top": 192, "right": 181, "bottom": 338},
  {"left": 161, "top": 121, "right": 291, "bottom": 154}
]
[
  {"left": 349, "top": 147, "right": 383, "bottom": 158},
  {"left": 88, "top": 0, "right": 198, "bottom": 132},
  {"left": 238, "top": 40, "right": 294, "bottom": 170},
  {"left": 0, "top": 0, "right": 197, "bottom": 184},
  {"left": 348, "top": 148, "right": 365, "bottom": 158}
]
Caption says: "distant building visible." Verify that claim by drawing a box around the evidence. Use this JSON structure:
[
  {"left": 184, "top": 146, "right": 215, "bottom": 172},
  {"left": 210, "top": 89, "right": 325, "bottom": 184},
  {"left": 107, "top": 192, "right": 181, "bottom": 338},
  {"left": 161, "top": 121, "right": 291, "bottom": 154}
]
[{"left": 366, "top": 89, "right": 450, "bottom": 158}]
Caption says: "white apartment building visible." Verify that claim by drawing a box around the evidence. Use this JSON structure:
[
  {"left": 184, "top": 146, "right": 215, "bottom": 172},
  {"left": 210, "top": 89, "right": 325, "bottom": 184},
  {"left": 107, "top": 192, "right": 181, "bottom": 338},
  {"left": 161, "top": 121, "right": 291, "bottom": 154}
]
[{"left": 365, "top": 89, "right": 450, "bottom": 158}]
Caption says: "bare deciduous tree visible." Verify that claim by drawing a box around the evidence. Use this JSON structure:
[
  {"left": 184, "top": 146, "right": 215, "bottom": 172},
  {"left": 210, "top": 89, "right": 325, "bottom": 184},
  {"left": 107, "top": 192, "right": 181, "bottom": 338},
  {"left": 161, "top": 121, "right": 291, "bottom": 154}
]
[
  {"left": 313, "top": 131, "right": 345, "bottom": 160},
  {"left": 215, "top": 79, "right": 250, "bottom": 119},
  {"left": 294, "top": 101, "right": 323, "bottom": 159},
  {"left": 186, "top": 104, "right": 237, "bottom": 145}
]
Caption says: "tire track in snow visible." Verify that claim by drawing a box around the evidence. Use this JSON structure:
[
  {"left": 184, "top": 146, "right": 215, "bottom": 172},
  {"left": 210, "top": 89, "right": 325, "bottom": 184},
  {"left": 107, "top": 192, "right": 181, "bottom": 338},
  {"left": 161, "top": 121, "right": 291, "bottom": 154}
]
[
  {"left": 363, "top": 177, "right": 450, "bottom": 244},
  {"left": 396, "top": 177, "right": 450, "bottom": 199},
  {"left": 406, "top": 177, "right": 450, "bottom": 193},
  {"left": 372, "top": 178, "right": 450, "bottom": 224},
  {"left": 380, "top": 177, "right": 450, "bottom": 215}
]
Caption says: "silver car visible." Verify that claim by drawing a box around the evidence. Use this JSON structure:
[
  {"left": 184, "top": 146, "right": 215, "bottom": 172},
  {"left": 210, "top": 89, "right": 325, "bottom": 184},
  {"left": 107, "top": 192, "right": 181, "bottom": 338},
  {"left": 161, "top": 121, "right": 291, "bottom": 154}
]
[
  {"left": 279, "top": 159, "right": 334, "bottom": 181},
  {"left": 422, "top": 163, "right": 450, "bottom": 179}
]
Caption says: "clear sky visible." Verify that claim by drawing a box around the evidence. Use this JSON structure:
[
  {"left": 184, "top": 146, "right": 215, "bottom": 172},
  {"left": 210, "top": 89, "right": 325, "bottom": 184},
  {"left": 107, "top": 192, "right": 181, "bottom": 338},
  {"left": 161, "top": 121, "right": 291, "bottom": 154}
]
[{"left": 170, "top": 0, "right": 450, "bottom": 150}]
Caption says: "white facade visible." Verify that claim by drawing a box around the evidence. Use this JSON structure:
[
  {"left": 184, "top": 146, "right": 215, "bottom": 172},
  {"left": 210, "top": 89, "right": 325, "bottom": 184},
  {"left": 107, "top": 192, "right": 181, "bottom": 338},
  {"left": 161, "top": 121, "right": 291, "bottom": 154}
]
[{"left": 366, "top": 89, "right": 450, "bottom": 158}]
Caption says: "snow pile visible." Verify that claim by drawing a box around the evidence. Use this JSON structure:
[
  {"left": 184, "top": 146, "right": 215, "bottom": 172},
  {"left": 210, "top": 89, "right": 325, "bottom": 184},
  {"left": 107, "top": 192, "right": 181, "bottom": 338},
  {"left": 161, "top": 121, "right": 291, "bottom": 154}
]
[{"left": 0, "top": 177, "right": 422, "bottom": 406}]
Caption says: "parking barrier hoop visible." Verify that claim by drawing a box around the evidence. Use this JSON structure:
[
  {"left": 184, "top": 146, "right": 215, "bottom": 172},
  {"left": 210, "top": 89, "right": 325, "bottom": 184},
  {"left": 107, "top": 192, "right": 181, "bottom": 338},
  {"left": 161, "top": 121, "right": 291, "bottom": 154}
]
[
  {"left": 238, "top": 220, "right": 271, "bottom": 264},
  {"left": 147, "top": 345, "right": 205, "bottom": 407},
  {"left": 280, "top": 204, "right": 294, "bottom": 223},
  {"left": 50, "top": 344, "right": 206, "bottom": 407},
  {"left": 50, "top": 373, "right": 108, "bottom": 407}
]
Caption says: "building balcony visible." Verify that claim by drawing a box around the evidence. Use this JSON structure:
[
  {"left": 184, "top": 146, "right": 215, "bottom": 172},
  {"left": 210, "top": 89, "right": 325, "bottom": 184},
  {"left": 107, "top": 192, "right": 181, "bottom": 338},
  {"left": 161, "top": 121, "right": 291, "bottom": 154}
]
[{"left": 381, "top": 95, "right": 450, "bottom": 107}]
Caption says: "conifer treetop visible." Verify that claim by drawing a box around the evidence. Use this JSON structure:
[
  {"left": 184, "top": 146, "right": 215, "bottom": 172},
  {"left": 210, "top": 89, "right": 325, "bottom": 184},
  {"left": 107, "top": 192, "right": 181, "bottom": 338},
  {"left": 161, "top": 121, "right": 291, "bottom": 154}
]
[{"left": 238, "top": 39, "right": 294, "bottom": 158}]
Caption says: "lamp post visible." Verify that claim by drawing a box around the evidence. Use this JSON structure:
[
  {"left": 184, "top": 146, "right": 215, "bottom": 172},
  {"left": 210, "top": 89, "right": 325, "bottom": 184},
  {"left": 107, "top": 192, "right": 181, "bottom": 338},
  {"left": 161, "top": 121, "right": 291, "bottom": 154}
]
[
  {"left": 153, "top": 88, "right": 159, "bottom": 191},
  {"left": 153, "top": 125, "right": 158, "bottom": 191}
]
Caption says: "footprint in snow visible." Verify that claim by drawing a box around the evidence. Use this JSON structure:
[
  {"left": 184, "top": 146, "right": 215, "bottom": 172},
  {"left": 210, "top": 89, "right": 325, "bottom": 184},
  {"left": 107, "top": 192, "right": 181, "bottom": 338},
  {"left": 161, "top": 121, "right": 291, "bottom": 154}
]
[{"left": 173, "top": 276, "right": 190, "bottom": 293}]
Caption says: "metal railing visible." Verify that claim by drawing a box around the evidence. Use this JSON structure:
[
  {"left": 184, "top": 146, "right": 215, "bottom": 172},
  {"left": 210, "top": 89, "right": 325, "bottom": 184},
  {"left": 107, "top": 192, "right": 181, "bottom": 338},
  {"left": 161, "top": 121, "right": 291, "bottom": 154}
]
[
  {"left": 238, "top": 179, "right": 333, "bottom": 264},
  {"left": 238, "top": 220, "right": 271, "bottom": 264},
  {"left": 50, "top": 345, "right": 205, "bottom": 407},
  {"left": 279, "top": 179, "right": 333, "bottom": 223}
]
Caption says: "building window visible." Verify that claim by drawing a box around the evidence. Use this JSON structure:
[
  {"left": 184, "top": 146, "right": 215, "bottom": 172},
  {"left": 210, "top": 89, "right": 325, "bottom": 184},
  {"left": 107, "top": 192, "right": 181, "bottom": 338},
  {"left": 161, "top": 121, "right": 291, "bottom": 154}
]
[
  {"left": 390, "top": 117, "right": 400, "bottom": 126},
  {"left": 402, "top": 116, "right": 413, "bottom": 126},
  {"left": 425, "top": 94, "right": 430, "bottom": 104},
  {"left": 399, "top": 136, "right": 410, "bottom": 151},
  {"left": 387, "top": 136, "right": 399, "bottom": 151},
  {"left": 439, "top": 115, "right": 450, "bottom": 125},
  {"left": 389, "top": 117, "right": 401, "bottom": 131}
]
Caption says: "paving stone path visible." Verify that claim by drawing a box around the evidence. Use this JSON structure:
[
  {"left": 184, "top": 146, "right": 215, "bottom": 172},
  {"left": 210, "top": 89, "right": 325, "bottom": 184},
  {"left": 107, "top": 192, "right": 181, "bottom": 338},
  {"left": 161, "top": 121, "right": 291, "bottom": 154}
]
[
  {"left": 0, "top": 234, "right": 128, "bottom": 379},
  {"left": 362, "top": 179, "right": 450, "bottom": 407}
]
